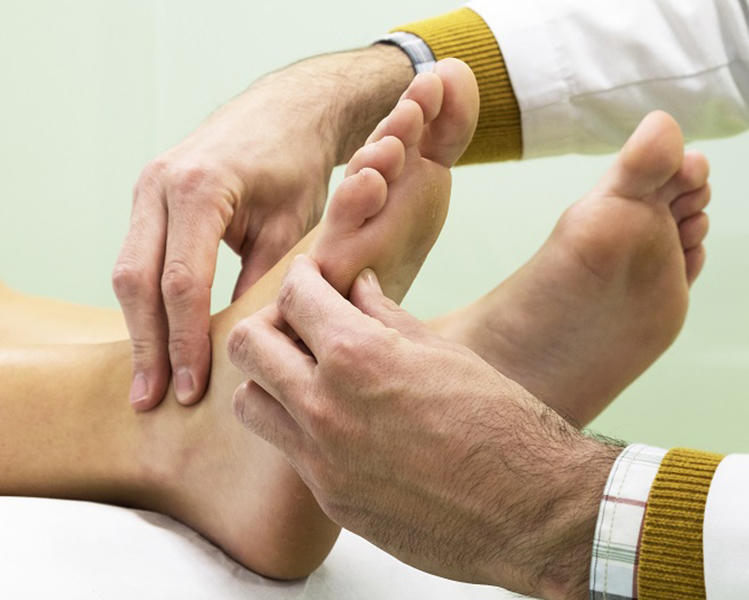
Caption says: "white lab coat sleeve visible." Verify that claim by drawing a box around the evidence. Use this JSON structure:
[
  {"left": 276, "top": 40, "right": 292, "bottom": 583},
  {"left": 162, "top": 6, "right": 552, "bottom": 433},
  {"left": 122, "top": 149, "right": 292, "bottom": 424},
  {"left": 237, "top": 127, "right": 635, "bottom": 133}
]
[
  {"left": 465, "top": 0, "right": 749, "bottom": 157},
  {"left": 704, "top": 454, "right": 749, "bottom": 600}
]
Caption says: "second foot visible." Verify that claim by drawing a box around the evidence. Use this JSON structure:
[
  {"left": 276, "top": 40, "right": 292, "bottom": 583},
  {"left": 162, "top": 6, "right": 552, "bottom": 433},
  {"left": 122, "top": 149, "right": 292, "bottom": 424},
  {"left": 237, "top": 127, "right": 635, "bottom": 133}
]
[{"left": 430, "top": 111, "right": 711, "bottom": 426}]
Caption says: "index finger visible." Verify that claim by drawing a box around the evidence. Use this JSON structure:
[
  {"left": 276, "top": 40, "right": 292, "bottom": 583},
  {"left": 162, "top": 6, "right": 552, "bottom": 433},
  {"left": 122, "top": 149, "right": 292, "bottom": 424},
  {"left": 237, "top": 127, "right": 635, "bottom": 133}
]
[
  {"left": 276, "top": 255, "right": 379, "bottom": 361},
  {"left": 227, "top": 303, "right": 317, "bottom": 427},
  {"left": 161, "top": 187, "right": 228, "bottom": 405}
]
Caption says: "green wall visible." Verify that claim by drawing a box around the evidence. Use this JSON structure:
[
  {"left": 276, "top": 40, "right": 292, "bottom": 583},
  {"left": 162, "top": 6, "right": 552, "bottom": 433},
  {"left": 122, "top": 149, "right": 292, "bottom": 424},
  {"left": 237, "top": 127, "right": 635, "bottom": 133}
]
[{"left": 1, "top": 1, "right": 747, "bottom": 453}]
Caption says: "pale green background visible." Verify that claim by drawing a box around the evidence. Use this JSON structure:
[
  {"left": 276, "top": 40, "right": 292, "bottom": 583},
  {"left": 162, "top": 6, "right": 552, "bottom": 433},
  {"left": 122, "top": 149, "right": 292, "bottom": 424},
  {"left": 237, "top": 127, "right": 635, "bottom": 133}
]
[{"left": 1, "top": 1, "right": 747, "bottom": 453}]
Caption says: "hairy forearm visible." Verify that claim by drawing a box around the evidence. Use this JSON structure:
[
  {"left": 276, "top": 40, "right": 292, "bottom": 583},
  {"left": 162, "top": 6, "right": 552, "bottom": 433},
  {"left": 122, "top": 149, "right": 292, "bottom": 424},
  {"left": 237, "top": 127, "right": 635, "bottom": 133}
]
[{"left": 244, "top": 44, "right": 414, "bottom": 167}]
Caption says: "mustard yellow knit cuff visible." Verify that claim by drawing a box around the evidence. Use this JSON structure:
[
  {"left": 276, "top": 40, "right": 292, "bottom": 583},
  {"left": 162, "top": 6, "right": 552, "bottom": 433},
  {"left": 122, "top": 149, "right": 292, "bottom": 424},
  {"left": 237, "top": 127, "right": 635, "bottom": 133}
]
[
  {"left": 392, "top": 8, "right": 521, "bottom": 163},
  {"left": 639, "top": 447, "right": 725, "bottom": 600}
]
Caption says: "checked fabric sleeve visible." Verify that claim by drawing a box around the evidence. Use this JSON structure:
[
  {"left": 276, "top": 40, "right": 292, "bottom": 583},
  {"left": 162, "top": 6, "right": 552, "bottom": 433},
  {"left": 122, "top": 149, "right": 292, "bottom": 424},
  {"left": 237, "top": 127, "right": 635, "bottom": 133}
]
[
  {"left": 590, "top": 444, "right": 667, "bottom": 600},
  {"left": 592, "top": 445, "right": 726, "bottom": 600}
]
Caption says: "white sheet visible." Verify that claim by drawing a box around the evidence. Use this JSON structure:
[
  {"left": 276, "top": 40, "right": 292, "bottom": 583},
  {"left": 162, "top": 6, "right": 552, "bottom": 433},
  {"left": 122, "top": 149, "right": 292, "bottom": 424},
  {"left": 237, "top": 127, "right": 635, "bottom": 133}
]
[{"left": 0, "top": 497, "right": 521, "bottom": 599}]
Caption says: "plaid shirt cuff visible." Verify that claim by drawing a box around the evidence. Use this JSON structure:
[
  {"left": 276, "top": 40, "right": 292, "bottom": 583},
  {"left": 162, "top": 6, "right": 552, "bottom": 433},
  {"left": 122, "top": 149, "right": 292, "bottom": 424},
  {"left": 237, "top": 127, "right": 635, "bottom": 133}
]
[
  {"left": 376, "top": 32, "right": 436, "bottom": 74},
  {"left": 590, "top": 444, "right": 667, "bottom": 600}
]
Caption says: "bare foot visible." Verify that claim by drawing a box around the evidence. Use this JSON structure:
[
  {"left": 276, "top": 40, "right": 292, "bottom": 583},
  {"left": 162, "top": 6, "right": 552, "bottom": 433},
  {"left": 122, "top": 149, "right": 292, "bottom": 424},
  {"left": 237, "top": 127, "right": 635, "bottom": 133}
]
[
  {"left": 430, "top": 111, "right": 710, "bottom": 427},
  {"left": 308, "top": 58, "right": 479, "bottom": 302},
  {"left": 134, "top": 59, "right": 479, "bottom": 579}
]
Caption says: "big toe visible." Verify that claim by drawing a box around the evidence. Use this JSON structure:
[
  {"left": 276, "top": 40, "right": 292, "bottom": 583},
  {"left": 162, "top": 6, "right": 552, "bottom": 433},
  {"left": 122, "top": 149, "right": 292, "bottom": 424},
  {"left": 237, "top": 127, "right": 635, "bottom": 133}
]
[
  {"left": 604, "top": 111, "right": 685, "bottom": 200},
  {"left": 419, "top": 58, "right": 480, "bottom": 167}
]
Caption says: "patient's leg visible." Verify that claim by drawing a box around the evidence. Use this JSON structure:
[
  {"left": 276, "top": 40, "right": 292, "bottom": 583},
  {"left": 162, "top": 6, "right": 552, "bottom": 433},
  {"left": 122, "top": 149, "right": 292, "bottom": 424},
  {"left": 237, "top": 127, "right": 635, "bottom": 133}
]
[
  {"left": 430, "top": 112, "right": 710, "bottom": 427},
  {"left": 0, "top": 60, "right": 477, "bottom": 579},
  {"left": 0, "top": 283, "right": 127, "bottom": 346}
]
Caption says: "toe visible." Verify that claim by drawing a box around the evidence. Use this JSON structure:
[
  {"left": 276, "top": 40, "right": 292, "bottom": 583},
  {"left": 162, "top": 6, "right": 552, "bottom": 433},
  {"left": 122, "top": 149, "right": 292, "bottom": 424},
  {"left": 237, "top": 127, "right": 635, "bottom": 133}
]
[
  {"left": 401, "top": 71, "right": 444, "bottom": 124},
  {"left": 605, "top": 111, "right": 684, "bottom": 199},
  {"left": 662, "top": 151, "right": 710, "bottom": 201},
  {"left": 419, "top": 58, "right": 480, "bottom": 167},
  {"left": 325, "top": 167, "right": 388, "bottom": 231},
  {"left": 344, "top": 136, "right": 406, "bottom": 181},
  {"left": 685, "top": 245, "right": 707, "bottom": 286},
  {"left": 679, "top": 212, "right": 710, "bottom": 250},
  {"left": 366, "top": 98, "right": 424, "bottom": 148},
  {"left": 671, "top": 183, "right": 711, "bottom": 223}
]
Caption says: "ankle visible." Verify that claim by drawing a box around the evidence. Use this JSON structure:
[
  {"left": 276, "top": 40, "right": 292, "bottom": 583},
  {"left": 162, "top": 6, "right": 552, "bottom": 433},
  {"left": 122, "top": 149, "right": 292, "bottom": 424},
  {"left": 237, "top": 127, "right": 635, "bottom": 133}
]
[{"left": 124, "top": 372, "right": 196, "bottom": 512}]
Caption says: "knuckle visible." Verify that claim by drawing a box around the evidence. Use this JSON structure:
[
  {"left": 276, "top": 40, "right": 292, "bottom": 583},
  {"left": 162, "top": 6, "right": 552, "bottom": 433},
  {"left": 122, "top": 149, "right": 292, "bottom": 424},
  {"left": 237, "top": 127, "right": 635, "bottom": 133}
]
[
  {"left": 227, "top": 318, "right": 261, "bottom": 366},
  {"left": 166, "top": 164, "right": 219, "bottom": 199},
  {"left": 161, "top": 260, "right": 197, "bottom": 302},
  {"left": 232, "top": 385, "right": 256, "bottom": 429},
  {"left": 322, "top": 328, "right": 397, "bottom": 390},
  {"left": 276, "top": 274, "right": 302, "bottom": 317},
  {"left": 112, "top": 261, "right": 149, "bottom": 300},
  {"left": 136, "top": 158, "right": 170, "bottom": 192},
  {"left": 325, "top": 333, "right": 365, "bottom": 374},
  {"left": 142, "top": 158, "right": 170, "bottom": 180}
]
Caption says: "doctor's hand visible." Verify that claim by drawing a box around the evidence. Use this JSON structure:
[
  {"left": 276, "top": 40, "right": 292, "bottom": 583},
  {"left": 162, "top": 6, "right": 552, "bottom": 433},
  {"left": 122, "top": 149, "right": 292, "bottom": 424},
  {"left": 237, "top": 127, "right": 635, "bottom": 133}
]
[
  {"left": 227, "top": 256, "right": 620, "bottom": 600},
  {"left": 113, "top": 45, "right": 413, "bottom": 411}
]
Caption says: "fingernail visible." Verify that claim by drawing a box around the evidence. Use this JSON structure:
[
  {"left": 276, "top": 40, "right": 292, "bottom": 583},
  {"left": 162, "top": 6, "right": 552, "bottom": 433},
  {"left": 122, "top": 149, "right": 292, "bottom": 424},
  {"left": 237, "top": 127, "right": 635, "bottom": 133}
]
[
  {"left": 360, "top": 268, "right": 381, "bottom": 292},
  {"left": 129, "top": 373, "right": 149, "bottom": 405},
  {"left": 175, "top": 367, "right": 195, "bottom": 404}
]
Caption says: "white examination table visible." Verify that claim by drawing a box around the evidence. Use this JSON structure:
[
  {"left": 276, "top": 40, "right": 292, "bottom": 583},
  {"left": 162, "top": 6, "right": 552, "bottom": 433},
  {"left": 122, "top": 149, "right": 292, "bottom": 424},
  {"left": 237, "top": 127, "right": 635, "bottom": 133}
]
[{"left": 0, "top": 497, "right": 520, "bottom": 599}]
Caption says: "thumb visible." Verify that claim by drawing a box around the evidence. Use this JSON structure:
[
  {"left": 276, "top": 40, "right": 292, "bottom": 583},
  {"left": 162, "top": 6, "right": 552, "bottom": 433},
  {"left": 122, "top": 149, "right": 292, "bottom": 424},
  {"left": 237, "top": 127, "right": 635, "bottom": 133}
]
[{"left": 349, "top": 269, "right": 431, "bottom": 342}]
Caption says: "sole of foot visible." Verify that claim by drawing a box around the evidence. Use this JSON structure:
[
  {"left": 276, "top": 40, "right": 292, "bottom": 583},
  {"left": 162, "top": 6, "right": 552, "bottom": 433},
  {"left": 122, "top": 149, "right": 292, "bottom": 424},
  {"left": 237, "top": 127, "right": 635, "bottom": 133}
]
[
  {"left": 430, "top": 111, "right": 710, "bottom": 426},
  {"left": 308, "top": 58, "right": 479, "bottom": 303}
]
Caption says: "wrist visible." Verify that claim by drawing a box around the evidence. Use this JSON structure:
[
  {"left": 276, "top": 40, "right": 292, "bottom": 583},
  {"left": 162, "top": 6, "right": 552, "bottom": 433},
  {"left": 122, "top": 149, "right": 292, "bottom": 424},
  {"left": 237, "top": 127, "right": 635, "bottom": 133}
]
[
  {"left": 478, "top": 423, "right": 621, "bottom": 600},
  {"left": 536, "top": 439, "right": 621, "bottom": 600}
]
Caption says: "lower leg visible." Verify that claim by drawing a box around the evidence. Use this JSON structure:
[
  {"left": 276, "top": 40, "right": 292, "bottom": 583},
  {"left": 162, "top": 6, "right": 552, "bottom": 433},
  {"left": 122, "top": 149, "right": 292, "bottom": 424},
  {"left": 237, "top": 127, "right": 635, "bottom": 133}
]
[
  {"left": 0, "top": 283, "right": 127, "bottom": 346},
  {"left": 0, "top": 343, "right": 141, "bottom": 504},
  {"left": 0, "top": 289, "right": 337, "bottom": 579}
]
